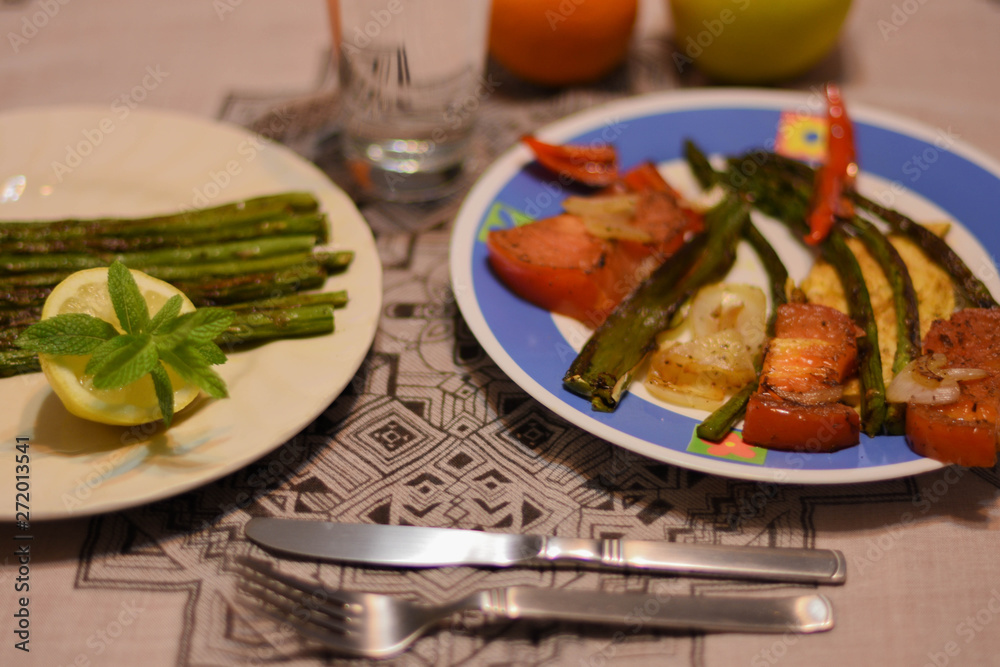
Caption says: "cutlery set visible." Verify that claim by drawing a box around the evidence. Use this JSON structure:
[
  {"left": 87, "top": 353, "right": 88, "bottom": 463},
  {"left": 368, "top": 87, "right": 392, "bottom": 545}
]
[{"left": 238, "top": 518, "right": 844, "bottom": 658}]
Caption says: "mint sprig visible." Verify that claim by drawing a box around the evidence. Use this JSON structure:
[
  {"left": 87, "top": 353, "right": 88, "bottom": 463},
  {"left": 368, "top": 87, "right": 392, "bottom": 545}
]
[
  {"left": 109, "top": 261, "right": 151, "bottom": 334},
  {"left": 15, "top": 261, "right": 235, "bottom": 426},
  {"left": 13, "top": 313, "right": 119, "bottom": 355}
]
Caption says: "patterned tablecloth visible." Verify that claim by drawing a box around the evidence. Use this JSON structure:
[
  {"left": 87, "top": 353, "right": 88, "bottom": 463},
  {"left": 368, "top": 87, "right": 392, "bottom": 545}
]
[{"left": 2, "top": 1, "right": 1000, "bottom": 665}]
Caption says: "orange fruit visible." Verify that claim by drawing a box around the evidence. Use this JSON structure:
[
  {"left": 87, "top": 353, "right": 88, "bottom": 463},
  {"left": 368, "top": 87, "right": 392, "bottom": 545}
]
[{"left": 489, "top": 0, "right": 638, "bottom": 87}]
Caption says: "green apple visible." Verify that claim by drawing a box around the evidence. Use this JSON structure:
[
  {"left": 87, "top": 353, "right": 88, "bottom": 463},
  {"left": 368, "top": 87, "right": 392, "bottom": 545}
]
[{"left": 668, "top": 0, "right": 853, "bottom": 84}]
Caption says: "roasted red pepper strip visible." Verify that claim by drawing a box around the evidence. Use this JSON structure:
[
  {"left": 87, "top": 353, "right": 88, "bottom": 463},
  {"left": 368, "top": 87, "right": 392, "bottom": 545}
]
[
  {"left": 619, "top": 162, "right": 703, "bottom": 236},
  {"left": 522, "top": 135, "right": 619, "bottom": 187},
  {"left": 620, "top": 161, "right": 681, "bottom": 197},
  {"left": 804, "top": 83, "right": 858, "bottom": 245}
]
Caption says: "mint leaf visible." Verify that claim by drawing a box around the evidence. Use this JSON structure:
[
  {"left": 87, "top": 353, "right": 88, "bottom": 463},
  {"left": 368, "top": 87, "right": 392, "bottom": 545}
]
[
  {"left": 85, "top": 335, "right": 135, "bottom": 376},
  {"left": 149, "top": 362, "right": 175, "bottom": 427},
  {"left": 197, "top": 341, "right": 228, "bottom": 366},
  {"left": 153, "top": 308, "right": 235, "bottom": 351},
  {"left": 108, "top": 261, "right": 150, "bottom": 334},
  {"left": 90, "top": 334, "right": 158, "bottom": 390},
  {"left": 148, "top": 294, "right": 184, "bottom": 334},
  {"left": 15, "top": 314, "right": 118, "bottom": 355},
  {"left": 160, "top": 345, "right": 228, "bottom": 399}
]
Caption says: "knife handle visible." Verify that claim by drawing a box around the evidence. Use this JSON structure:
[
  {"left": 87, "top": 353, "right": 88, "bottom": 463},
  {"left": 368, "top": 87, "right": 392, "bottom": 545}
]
[
  {"left": 538, "top": 537, "right": 846, "bottom": 585},
  {"left": 477, "top": 587, "right": 833, "bottom": 634}
]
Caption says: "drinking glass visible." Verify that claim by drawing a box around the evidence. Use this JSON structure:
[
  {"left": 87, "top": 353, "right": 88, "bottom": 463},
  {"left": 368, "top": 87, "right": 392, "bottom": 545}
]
[{"left": 331, "top": 0, "right": 492, "bottom": 202}]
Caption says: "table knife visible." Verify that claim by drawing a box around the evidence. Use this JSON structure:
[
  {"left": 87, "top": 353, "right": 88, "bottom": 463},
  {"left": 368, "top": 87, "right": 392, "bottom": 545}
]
[{"left": 245, "top": 518, "right": 846, "bottom": 585}]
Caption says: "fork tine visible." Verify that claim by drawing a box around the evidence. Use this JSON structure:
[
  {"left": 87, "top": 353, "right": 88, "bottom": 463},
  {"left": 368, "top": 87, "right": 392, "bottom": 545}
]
[
  {"left": 234, "top": 557, "right": 358, "bottom": 631},
  {"left": 247, "top": 598, "right": 365, "bottom": 655},
  {"left": 235, "top": 557, "right": 361, "bottom": 611},
  {"left": 233, "top": 557, "right": 378, "bottom": 657},
  {"left": 236, "top": 577, "right": 353, "bottom": 635},
  {"left": 238, "top": 583, "right": 370, "bottom": 657}
]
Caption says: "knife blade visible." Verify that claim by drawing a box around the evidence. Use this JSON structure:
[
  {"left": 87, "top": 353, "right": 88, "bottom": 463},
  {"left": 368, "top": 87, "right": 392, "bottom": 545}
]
[{"left": 245, "top": 518, "right": 846, "bottom": 585}]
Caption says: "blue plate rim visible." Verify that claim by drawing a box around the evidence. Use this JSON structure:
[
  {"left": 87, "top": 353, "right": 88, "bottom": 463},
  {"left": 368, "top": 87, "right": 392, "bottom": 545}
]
[{"left": 449, "top": 88, "right": 1000, "bottom": 484}]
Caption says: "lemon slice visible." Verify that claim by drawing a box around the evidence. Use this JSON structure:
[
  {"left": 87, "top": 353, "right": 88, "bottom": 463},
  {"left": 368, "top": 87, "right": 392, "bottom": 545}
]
[{"left": 38, "top": 267, "right": 201, "bottom": 425}]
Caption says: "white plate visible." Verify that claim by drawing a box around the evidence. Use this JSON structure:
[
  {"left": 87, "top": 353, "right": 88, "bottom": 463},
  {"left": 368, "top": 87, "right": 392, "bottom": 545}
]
[
  {"left": 0, "top": 106, "right": 381, "bottom": 519},
  {"left": 450, "top": 89, "right": 1000, "bottom": 485}
]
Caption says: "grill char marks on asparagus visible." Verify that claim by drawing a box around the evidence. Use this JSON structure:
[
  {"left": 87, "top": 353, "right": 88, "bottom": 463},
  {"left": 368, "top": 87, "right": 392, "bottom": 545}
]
[
  {"left": 0, "top": 235, "right": 320, "bottom": 274},
  {"left": 0, "top": 192, "right": 352, "bottom": 376},
  {"left": 850, "top": 191, "right": 998, "bottom": 309},
  {"left": 697, "top": 220, "right": 789, "bottom": 441},
  {"left": 0, "top": 192, "right": 323, "bottom": 244},
  {"left": 0, "top": 214, "right": 328, "bottom": 255},
  {"left": 3, "top": 301, "right": 341, "bottom": 377},
  {"left": 684, "top": 140, "right": 793, "bottom": 441},
  {"left": 721, "top": 151, "right": 887, "bottom": 436},
  {"left": 753, "top": 151, "right": 997, "bottom": 308},
  {"left": 841, "top": 214, "right": 921, "bottom": 434},
  {"left": 564, "top": 195, "right": 751, "bottom": 411}
]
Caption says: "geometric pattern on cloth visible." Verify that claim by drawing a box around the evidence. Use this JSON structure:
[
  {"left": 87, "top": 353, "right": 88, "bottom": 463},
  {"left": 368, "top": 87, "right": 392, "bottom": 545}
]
[{"left": 69, "top": 39, "right": 1000, "bottom": 666}]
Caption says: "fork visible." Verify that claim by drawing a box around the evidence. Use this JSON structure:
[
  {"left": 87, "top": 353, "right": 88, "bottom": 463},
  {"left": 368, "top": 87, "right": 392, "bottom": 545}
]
[{"left": 234, "top": 557, "right": 834, "bottom": 659}]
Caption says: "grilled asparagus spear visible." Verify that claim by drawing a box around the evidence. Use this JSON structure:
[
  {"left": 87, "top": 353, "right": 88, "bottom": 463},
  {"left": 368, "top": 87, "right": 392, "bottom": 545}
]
[{"left": 564, "top": 195, "right": 751, "bottom": 411}]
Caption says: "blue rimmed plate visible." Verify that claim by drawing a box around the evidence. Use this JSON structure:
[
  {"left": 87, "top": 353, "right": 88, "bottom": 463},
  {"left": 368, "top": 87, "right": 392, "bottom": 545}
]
[{"left": 449, "top": 89, "right": 1000, "bottom": 484}]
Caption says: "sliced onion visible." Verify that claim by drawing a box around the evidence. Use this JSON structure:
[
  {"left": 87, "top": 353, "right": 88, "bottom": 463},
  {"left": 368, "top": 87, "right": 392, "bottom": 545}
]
[
  {"left": 940, "top": 368, "right": 989, "bottom": 382},
  {"left": 645, "top": 380, "right": 727, "bottom": 412},
  {"left": 563, "top": 194, "right": 653, "bottom": 242},
  {"left": 644, "top": 329, "right": 757, "bottom": 410},
  {"left": 886, "top": 377, "right": 960, "bottom": 405},
  {"left": 563, "top": 193, "right": 639, "bottom": 217},
  {"left": 886, "top": 354, "right": 989, "bottom": 405},
  {"left": 688, "top": 283, "right": 768, "bottom": 356},
  {"left": 910, "top": 353, "right": 947, "bottom": 387},
  {"left": 581, "top": 214, "right": 653, "bottom": 242}
]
